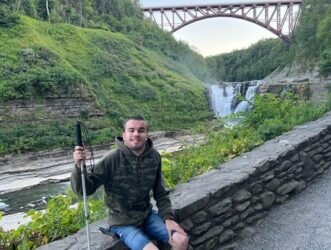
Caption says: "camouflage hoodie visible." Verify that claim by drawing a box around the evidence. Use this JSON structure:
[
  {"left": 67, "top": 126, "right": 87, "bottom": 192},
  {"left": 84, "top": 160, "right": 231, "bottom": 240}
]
[{"left": 71, "top": 137, "right": 174, "bottom": 226}]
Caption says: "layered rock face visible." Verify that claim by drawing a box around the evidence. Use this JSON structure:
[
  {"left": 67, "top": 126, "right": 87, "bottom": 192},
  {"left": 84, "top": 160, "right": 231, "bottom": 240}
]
[
  {"left": 0, "top": 96, "right": 104, "bottom": 122},
  {"left": 262, "top": 64, "right": 331, "bottom": 103}
]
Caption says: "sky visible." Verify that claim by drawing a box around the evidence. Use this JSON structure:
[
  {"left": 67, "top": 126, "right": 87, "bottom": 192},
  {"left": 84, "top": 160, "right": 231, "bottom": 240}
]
[{"left": 139, "top": 0, "right": 278, "bottom": 57}]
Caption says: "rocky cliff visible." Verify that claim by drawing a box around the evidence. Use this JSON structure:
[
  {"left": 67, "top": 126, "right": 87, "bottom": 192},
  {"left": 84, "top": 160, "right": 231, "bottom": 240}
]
[{"left": 262, "top": 64, "right": 331, "bottom": 103}]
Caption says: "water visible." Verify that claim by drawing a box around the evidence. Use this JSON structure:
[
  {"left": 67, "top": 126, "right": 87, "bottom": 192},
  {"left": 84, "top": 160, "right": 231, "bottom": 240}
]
[
  {"left": 209, "top": 80, "right": 262, "bottom": 118},
  {"left": 0, "top": 181, "right": 70, "bottom": 231},
  {"left": 209, "top": 84, "right": 235, "bottom": 117},
  {"left": 0, "top": 181, "right": 69, "bottom": 215}
]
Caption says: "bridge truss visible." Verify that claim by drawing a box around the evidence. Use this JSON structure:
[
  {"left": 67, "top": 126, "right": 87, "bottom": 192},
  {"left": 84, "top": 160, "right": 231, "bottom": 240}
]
[{"left": 142, "top": 0, "right": 302, "bottom": 43}]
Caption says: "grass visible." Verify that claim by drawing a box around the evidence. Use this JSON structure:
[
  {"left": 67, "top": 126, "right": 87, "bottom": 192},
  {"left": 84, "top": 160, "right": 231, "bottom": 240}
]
[{"left": 0, "top": 15, "right": 212, "bottom": 155}]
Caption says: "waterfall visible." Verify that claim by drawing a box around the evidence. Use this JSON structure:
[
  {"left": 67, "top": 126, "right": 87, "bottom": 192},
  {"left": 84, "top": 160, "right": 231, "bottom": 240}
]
[
  {"left": 209, "top": 80, "right": 262, "bottom": 118},
  {"left": 209, "top": 84, "right": 235, "bottom": 117}
]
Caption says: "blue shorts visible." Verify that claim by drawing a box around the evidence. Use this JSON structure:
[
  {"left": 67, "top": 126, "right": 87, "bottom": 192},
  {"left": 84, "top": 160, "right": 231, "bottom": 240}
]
[{"left": 110, "top": 210, "right": 169, "bottom": 250}]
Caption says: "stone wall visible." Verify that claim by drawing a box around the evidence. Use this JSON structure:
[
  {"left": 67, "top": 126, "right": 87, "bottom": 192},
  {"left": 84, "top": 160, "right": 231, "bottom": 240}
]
[{"left": 38, "top": 112, "right": 331, "bottom": 250}]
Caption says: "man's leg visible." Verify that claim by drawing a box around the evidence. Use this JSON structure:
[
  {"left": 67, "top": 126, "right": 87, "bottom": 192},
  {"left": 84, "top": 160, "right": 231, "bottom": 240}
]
[
  {"left": 110, "top": 225, "right": 156, "bottom": 250},
  {"left": 143, "top": 242, "right": 159, "bottom": 250},
  {"left": 143, "top": 210, "right": 188, "bottom": 250}
]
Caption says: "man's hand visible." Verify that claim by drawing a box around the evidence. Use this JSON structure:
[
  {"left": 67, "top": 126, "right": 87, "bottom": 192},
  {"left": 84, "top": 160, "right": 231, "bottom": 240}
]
[
  {"left": 73, "top": 146, "right": 86, "bottom": 167},
  {"left": 165, "top": 219, "right": 187, "bottom": 239}
]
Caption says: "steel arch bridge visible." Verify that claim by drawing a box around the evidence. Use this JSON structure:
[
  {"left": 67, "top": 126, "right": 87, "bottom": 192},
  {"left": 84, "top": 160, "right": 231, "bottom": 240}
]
[{"left": 142, "top": 0, "right": 302, "bottom": 43}]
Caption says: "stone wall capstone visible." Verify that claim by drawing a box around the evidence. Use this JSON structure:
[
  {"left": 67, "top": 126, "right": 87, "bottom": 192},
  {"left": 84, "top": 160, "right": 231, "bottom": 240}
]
[{"left": 37, "top": 112, "right": 331, "bottom": 250}]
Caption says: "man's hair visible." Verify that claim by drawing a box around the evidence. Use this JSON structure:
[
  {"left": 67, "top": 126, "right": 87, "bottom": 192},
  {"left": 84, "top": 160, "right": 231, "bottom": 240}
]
[{"left": 123, "top": 115, "right": 148, "bottom": 131}]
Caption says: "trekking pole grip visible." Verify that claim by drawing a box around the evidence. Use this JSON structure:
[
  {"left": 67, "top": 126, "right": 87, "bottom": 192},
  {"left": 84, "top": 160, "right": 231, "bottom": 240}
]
[{"left": 76, "top": 122, "right": 83, "bottom": 146}]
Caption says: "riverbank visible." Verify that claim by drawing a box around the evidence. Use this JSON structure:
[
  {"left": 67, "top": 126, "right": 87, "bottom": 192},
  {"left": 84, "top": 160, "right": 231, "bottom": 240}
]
[
  {"left": 0, "top": 131, "right": 204, "bottom": 228},
  {"left": 0, "top": 131, "right": 202, "bottom": 195}
]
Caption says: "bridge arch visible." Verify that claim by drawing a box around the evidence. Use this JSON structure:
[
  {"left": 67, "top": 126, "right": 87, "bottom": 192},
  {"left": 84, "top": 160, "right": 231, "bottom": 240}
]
[{"left": 142, "top": 0, "right": 302, "bottom": 43}]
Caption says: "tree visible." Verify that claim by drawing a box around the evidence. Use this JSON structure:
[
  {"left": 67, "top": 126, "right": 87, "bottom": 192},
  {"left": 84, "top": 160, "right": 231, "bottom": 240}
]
[
  {"left": 36, "top": 0, "right": 58, "bottom": 22},
  {"left": 292, "top": 0, "right": 330, "bottom": 67},
  {"left": 21, "top": 0, "right": 37, "bottom": 17},
  {"left": 317, "top": 6, "right": 331, "bottom": 77},
  {"left": 0, "top": 0, "right": 20, "bottom": 27}
]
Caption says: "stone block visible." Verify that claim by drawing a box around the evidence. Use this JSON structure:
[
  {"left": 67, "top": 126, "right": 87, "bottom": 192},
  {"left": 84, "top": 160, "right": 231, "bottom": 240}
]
[
  {"left": 287, "top": 165, "right": 298, "bottom": 174},
  {"left": 191, "top": 211, "right": 208, "bottom": 224},
  {"left": 234, "top": 201, "right": 251, "bottom": 212},
  {"left": 238, "top": 227, "right": 255, "bottom": 239},
  {"left": 240, "top": 207, "right": 255, "bottom": 219},
  {"left": 204, "top": 237, "right": 218, "bottom": 250},
  {"left": 232, "top": 190, "right": 252, "bottom": 203},
  {"left": 222, "top": 215, "right": 240, "bottom": 228},
  {"left": 175, "top": 196, "right": 210, "bottom": 221},
  {"left": 214, "top": 210, "right": 234, "bottom": 224},
  {"left": 259, "top": 191, "right": 276, "bottom": 209},
  {"left": 190, "top": 225, "right": 224, "bottom": 246},
  {"left": 276, "top": 195, "right": 289, "bottom": 203},
  {"left": 293, "top": 180, "right": 306, "bottom": 194},
  {"left": 246, "top": 211, "right": 267, "bottom": 224},
  {"left": 274, "top": 160, "right": 292, "bottom": 173},
  {"left": 312, "top": 154, "right": 323, "bottom": 163},
  {"left": 249, "top": 181, "right": 263, "bottom": 194},
  {"left": 260, "top": 171, "right": 275, "bottom": 181},
  {"left": 208, "top": 198, "right": 232, "bottom": 216},
  {"left": 300, "top": 152, "right": 315, "bottom": 178},
  {"left": 276, "top": 180, "right": 299, "bottom": 195},
  {"left": 265, "top": 178, "right": 281, "bottom": 191},
  {"left": 218, "top": 229, "right": 235, "bottom": 244},
  {"left": 181, "top": 218, "right": 194, "bottom": 232},
  {"left": 190, "top": 222, "right": 212, "bottom": 236},
  {"left": 290, "top": 153, "right": 300, "bottom": 163}
]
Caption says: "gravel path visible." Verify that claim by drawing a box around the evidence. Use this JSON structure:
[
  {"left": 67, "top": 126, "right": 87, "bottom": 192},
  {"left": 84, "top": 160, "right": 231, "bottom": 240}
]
[{"left": 235, "top": 167, "right": 331, "bottom": 250}]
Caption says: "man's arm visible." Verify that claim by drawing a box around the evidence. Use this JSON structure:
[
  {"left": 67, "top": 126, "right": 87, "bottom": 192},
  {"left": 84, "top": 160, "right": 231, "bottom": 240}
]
[
  {"left": 153, "top": 156, "right": 188, "bottom": 245},
  {"left": 153, "top": 158, "right": 174, "bottom": 221},
  {"left": 71, "top": 146, "right": 108, "bottom": 196}
]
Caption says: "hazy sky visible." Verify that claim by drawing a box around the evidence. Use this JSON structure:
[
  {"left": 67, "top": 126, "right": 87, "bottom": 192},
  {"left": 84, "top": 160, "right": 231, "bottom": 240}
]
[{"left": 140, "top": 0, "right": 277, "bottom": 57}]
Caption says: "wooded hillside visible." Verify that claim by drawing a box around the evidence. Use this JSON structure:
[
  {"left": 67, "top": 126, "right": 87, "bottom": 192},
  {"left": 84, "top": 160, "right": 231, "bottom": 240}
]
[
  {"left": 0, "top": 0, "right": 211, "bottom": 155},
  {"left": 206, "top": 0, "right": 331, "bottom": 82}
]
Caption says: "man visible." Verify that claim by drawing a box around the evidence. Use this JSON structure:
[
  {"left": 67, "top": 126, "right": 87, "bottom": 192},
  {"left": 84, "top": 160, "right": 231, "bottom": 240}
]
[{"left": 72, "top": 116, "right": 189, "bottom": 250}]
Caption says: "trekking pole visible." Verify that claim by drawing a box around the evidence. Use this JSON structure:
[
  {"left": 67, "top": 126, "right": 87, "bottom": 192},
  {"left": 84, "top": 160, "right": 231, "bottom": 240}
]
[{"left": 76, "top": 122, "right": 91, "bottom": 250}]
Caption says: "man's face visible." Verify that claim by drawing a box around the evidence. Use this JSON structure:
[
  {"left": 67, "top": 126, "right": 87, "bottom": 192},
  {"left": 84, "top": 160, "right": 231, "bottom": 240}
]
[{"left": 123, "top": 119, "right": 148, "bottom": 151}]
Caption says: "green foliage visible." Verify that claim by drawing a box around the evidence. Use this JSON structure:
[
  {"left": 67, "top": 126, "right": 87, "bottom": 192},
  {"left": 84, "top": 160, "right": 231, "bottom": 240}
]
[
  {"left": 0, "top": 0, "right": 20, "bottom": 27},
  {"left": 15, "top": 0, "right": 38, "bottom": 18},
  {"left": 206, "top": 1, "right": 331, "bottom": 81},
  {"left": 0, "top": 44, "right": 85, "bottom": 101},
  {"left": 242, "top": 93, "right": 327, "bottom": 140},
  {"left": 292, "top": 0, "right": 330, "bottom": 68},
  {"left": 162, "top": 93, "right": 329, "bottom": 188},
  {"left": 317, "top": 7, "right": 331, "bottom": 77},
  {"left": 206, "top": 39, "right": 291, "bottom": 82},
  {"left": 319, "top": 49, "right": 331, "bottom": 77},
  {"left": 0, "top": 189, "right": 106, "bottom": 249},
  {"left": 0, "top": 118, "right": 123, "bottom": 156},
  {"left": 0, "top": 15, "right": 211, "bottom": 155}
]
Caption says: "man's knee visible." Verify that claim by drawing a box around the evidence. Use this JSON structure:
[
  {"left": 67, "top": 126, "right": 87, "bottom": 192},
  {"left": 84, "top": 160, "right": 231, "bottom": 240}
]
[
  {"left": 171, "top": 232, "right": 189, "bottom": 249},
  {"left": 143, "top": 242, "right": 159, "bottom": 250}
]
